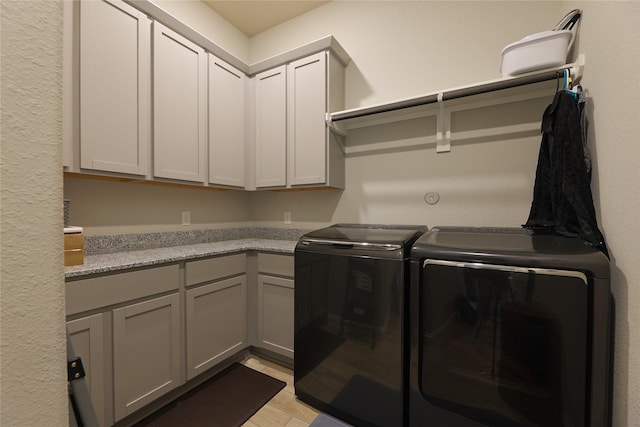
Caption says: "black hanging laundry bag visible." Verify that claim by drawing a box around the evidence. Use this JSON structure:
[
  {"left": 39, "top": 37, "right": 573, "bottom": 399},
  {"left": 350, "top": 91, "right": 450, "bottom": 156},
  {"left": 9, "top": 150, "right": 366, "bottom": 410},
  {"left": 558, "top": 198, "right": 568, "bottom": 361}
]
[{"left": 524, "top": 89, "right": 609, "bottom": 258}]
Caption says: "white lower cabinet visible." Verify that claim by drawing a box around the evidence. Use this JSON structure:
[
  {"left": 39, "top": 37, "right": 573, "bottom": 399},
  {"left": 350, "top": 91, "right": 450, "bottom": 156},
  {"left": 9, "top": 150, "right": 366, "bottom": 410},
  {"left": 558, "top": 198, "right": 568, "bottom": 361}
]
[
  {"left": 258, "top": 274, "right": 294, "bottom": 358},
  {"left": 186, "top": 275, "right": 247, "bottom": 380},
  {"left": 185, "top": 254, "right": 247, "bottom": 380},
  {"left": 256, "top": 253, "right": 295, "bottom": 358},
  {"left": 257, "top": 275, "right": 294, "bottom": 358},
  {"left": 64, "top": 251, "right": 299, "bottom": 424},
  {"left": 67, "top": 313, "right": 106, "bottom": 427},
  {"left": 112, "top": 293, "right": 182, "bottom": 421},
  {"left": 66, "top": 264, "right": 180, "bottom": 426}
]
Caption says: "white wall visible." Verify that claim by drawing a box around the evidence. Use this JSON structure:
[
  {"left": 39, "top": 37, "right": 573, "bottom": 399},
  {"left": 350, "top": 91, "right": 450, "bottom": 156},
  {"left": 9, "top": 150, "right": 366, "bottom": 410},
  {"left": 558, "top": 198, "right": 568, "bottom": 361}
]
[
  {"left": 250, "top": 1, "right": 563, "bottom": 230},
  {"left": 251, "top": 97, "right": 552, "bottom": 229},
  {"left": 0, "top": 1, "right": 68, "bottom": 425},
  {"left": 64, "top": 177, "right": 251, "bottom": 235},
  {"left": 250, "top": 1, "right": 563, "bottom": 106},
  {"left": 569, "top": 2, "right": 640, "bottom": 425},
  {"left": 155, "top": 0, "right": 250, "bottom": 62}
]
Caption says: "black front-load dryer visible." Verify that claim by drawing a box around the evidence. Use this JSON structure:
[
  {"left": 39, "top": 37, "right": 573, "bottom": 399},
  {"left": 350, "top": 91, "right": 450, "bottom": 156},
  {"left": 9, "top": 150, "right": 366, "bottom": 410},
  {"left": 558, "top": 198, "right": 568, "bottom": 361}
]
[
  {"left": 409, "top": 227, "right": 612, "bottom": 427},
  {"left": 294, "top": 224, "right": 427, "bottom": 427}
]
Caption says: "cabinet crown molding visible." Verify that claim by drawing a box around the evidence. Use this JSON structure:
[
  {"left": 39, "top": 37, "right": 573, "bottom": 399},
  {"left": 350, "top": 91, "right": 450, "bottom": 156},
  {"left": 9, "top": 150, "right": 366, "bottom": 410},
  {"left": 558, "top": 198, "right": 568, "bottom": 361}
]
[{"left": 124, "top": 0, "right": 350, "bottom": 76}]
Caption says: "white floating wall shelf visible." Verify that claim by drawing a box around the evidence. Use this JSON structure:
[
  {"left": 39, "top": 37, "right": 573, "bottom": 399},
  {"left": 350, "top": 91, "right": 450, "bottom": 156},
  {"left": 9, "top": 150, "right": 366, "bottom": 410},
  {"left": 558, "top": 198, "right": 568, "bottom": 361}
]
[{"left": 328, "top": 55, "right": 585, "bottom": 153}]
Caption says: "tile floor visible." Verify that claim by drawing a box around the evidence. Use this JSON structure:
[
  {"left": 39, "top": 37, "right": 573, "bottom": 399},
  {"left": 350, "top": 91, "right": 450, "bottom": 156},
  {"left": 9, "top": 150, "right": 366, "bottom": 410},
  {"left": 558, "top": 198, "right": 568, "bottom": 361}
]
[{"left": 241, "top": 356, "right": 320, "bottom": 427}]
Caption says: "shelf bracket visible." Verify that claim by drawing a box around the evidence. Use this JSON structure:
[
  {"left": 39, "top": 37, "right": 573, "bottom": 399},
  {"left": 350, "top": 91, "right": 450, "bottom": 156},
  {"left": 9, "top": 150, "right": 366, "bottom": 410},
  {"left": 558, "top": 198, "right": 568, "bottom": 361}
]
[
  {"left": 436, "top": 93, "right": 451, "bottom": 153},
  {"left": 325, "top": 113, "right": 347, "bottom": 137},
  {"left": 570, "top": 53, "right": 585, "bottom": 84}
]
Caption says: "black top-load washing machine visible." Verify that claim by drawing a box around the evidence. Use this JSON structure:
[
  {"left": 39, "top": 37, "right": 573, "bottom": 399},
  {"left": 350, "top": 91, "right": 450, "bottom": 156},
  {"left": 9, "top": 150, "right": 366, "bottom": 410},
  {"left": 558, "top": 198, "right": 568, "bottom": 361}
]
[
  {"left": 409, "top": 227, "right": 612, "bottom": 427},
  {"left": 294, "top": 224, "right": 427, "bottom": 427}
]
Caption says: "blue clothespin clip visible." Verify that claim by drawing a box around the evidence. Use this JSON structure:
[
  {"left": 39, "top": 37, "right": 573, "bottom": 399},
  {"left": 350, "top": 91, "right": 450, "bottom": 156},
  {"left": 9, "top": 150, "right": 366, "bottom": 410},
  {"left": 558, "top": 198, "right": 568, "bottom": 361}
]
[{"left": 563, "top": 69, "right": 578, "bottom": 101}]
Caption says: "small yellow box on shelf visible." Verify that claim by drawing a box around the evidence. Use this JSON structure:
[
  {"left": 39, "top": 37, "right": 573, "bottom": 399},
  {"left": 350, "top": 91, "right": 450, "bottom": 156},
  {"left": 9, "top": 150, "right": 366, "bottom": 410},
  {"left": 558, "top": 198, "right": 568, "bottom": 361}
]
[
  {"left": 64, "top": 227, "right": 84, "bottom": 266},
  {"left": 64, "top": 248, "right": 84, "bottom": 266}
]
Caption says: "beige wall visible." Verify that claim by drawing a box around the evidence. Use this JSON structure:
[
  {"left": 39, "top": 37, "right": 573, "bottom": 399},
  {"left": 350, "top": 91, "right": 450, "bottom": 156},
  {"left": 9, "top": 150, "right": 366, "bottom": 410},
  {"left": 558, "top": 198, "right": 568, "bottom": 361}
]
[{"left": 0, "top": 0, "right": 68, "bottom": 425}]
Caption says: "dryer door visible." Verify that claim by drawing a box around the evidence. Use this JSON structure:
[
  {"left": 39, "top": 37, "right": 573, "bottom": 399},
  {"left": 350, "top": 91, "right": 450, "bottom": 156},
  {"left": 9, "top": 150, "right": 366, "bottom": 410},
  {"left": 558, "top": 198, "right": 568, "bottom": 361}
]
[{"left": 411, "top": 260, "right": 589, "bottom": 427}]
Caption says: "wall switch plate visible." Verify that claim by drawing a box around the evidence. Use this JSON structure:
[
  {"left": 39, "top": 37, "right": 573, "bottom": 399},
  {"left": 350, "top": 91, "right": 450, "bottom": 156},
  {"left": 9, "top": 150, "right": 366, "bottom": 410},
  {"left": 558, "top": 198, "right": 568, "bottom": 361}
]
[
  {"left": 284, "top": 212, "right": 292, "bottom": 224},
  {"left": 181, "top": 210, "right": 191, "bottom": 226}
]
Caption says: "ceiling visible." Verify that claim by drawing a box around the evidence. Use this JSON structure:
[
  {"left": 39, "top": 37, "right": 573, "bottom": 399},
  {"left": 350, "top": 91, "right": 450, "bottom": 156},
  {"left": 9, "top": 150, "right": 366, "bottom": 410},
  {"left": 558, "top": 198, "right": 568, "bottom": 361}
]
[{"left": 202, "top": 1, "right": 330, "bottom": 37}]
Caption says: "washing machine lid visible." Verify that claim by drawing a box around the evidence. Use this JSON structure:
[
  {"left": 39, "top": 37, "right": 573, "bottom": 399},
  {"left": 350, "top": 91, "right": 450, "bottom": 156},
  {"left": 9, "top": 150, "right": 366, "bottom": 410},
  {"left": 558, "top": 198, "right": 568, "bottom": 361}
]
[
  {"left": 412, "top": 226, "right": 610, "bottom": 279},
  {"left": 300, "top": 223, "right": 427, "bottom": 249}
]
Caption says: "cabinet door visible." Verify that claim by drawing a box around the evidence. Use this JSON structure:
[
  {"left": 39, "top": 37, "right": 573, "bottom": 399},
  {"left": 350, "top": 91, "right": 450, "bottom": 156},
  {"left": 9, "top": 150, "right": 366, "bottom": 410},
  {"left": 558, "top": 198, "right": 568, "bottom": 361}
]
[
  {"left": 186, "top": 276, "right": 247, "bottom": 380},
  {"left": 287, "top": 52, "right": 327, "bottom": 186},
  {"left": 258, "top": 275, "right": 294, "bottom": 358},
  {"left": 255, "top": 65, "right": 287, "bottom": 188},
  {"left": 153, "top": 22, "right": 206, "bottom": 183},
  {"left": 113, "top": 293, "right": 181, "bottom": 421},
  {"left": 80, "top": 0, "right": 150, "bottom": 175},
  {"left": 67, "top": 314, "right": 106, "bottom": 427},
  {"left": 209, "top": 55, "right": 246, "bottom": 187}
]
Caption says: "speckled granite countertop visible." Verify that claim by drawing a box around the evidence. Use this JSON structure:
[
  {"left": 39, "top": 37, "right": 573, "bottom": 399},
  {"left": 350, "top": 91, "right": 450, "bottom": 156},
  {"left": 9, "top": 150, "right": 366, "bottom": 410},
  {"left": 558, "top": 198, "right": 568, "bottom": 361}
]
[
  {"left": 65, "top": 228, "right": 308, "bottom": 279},
  {"left": 65, "top": 238, "right": 296, "bottom": 279}
]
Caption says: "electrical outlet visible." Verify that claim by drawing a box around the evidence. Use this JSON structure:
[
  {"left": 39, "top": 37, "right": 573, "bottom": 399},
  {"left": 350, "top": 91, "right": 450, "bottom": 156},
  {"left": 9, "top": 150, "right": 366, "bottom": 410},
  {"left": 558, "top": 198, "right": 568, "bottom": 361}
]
[
  {"left": 284, "top": 212, "right": 292, "bottom": 224},
  {"left": 181, "top": 210, "right": 191, "bottom": 226}
]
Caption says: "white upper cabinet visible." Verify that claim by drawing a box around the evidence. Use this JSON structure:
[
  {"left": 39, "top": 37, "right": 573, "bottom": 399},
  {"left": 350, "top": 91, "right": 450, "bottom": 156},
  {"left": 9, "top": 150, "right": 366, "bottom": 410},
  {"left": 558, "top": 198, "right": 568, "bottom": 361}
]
[
  {"left": 153, "top": 22, "right": 207, "bottom": 183},
  {"left": 254, "top": 65, "right": 288, "bottom": 188},
  {"left": 287, "top": 52, "right": 328, "bottom": 186},
  {"left": 208, "top": 56, "right": 246, "bottom": 188},
  {"left": 79, "top": 0, "right": 150, "bottom": 175},
  {"left": 253, "top": 51, "right": 346, "bottom": 190},
  {"left": 66, "top": 0, "right": 350, "bottom": 189}
]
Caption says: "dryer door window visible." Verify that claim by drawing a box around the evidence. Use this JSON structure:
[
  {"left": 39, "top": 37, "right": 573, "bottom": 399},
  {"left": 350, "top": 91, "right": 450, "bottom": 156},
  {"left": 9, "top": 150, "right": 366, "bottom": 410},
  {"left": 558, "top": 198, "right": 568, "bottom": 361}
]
[{"left": 419, "top": 260, "right": 589, "bottom": 427}]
